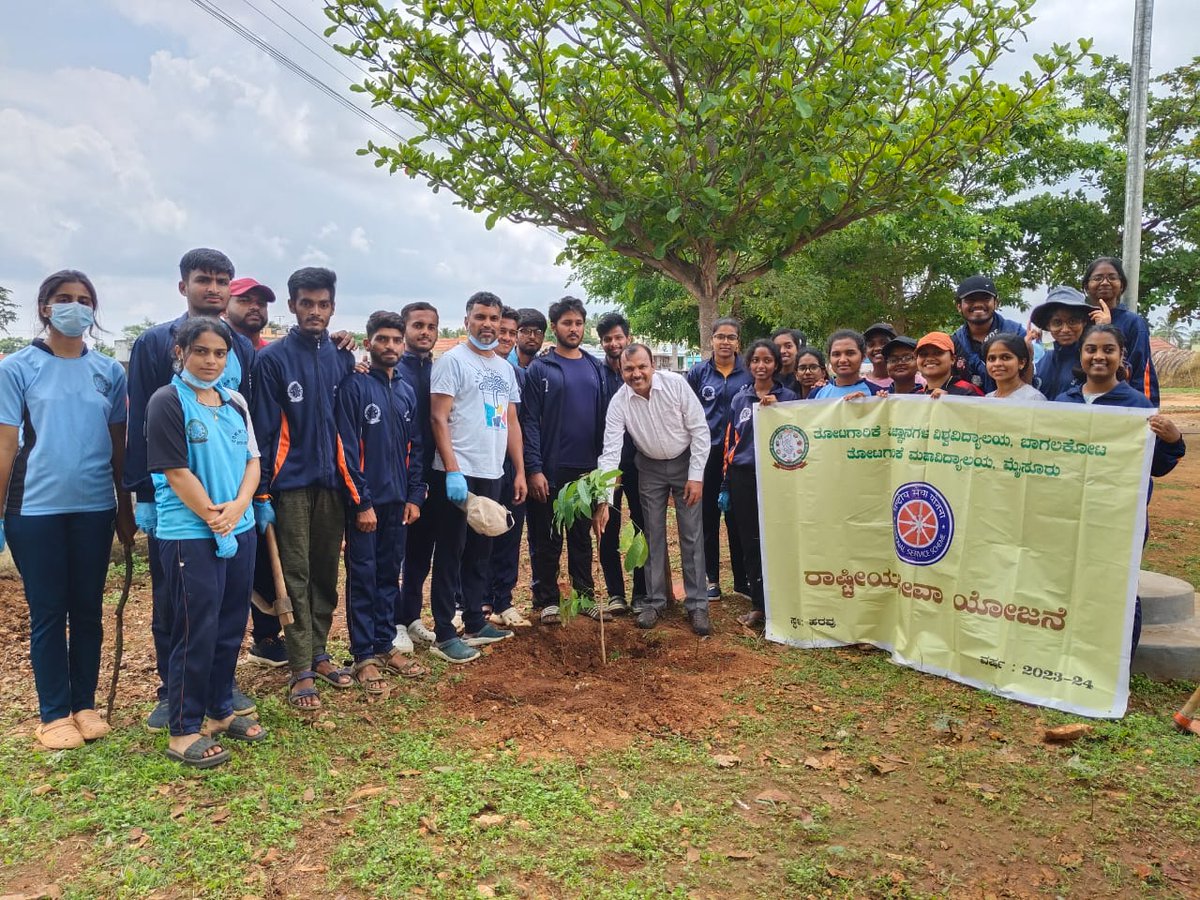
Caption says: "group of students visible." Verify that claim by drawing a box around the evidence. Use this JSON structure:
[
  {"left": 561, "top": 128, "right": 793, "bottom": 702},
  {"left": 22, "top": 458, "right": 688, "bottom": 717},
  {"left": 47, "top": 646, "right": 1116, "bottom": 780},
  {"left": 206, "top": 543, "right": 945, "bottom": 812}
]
[{"left": 0, "top": 251, "right": 1188, "bottom": 765}]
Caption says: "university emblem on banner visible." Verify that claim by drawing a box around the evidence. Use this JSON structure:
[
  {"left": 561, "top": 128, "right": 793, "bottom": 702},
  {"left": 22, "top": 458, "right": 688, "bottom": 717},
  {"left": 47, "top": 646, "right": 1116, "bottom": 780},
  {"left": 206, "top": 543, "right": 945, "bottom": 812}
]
[
  {"left": 892, "top": 482, "right": 954, "bottom": 566},
  {"left": 769, "top": 424, "right": 809, "bottom": 470}
]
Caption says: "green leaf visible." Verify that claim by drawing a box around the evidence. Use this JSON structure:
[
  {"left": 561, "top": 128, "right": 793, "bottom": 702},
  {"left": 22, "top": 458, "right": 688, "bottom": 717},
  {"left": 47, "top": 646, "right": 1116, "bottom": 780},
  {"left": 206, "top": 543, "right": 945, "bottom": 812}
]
[
  {"left": 666, "top": 205, "right": 682, "bottom": 223},
  {"left": 624, "top": 531, "right": 649, "bottom": 572}
]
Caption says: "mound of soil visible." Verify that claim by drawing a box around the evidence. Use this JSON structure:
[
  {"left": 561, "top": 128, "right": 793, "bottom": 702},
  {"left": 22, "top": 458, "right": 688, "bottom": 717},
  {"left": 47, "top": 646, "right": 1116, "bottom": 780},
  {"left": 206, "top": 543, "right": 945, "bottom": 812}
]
[{"left": 437, "top": 604, "right": 776, "bottom": 756}]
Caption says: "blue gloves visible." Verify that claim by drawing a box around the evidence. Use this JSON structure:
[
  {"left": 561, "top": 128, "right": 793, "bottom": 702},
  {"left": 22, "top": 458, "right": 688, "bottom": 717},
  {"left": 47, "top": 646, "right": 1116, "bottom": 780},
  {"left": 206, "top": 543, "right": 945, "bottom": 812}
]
[
  {"left": 717, "top": 490, "right": 731, "bottom": 513},
  {"left": 0, "top": 520, "right": 6, "bottom": 554},
  {"left": 446, "top": 471, "right": 468, "bottom": 505},
  {"left": 135, "top": 501, "right": 157, "bottom": 536},
  {"left": 253, "top": 499, "right": 275, "bottom": 534},
  {"left": 214, "top": 531, "right": 239, "bottom": 559}
]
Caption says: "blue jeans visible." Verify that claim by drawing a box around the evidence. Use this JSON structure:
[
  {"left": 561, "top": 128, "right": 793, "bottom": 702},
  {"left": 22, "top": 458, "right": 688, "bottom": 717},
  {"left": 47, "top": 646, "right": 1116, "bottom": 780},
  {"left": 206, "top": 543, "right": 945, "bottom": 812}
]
[
  {"left": 156, "top": 531, "right": 255, "bottom": 736},
  {"left": 8, "top": 509, "right": 116, "bottom": 723}
]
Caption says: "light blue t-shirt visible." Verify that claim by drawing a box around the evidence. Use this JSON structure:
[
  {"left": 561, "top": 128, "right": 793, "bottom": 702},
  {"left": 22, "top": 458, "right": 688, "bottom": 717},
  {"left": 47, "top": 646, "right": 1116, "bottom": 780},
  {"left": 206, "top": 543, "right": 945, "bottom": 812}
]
[
  {"left": 813, "top": 379, "right": 878, "bottom": 399},
  {"left": 146, "top": 377, "right": 259, "bottom": 540},
  {"left": 0, "top": 341, "right": 126, "bottom": 516}
]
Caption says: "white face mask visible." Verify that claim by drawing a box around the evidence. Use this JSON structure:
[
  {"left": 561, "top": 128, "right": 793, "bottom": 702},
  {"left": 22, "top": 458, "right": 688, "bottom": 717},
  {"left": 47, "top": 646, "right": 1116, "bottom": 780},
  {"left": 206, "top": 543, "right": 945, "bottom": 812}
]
[
  {"left": 49, "top": 302, "right": 95, "bottom": 337},
  {"left": 179, "top": 369, "right": 223, "bottom": 390},
  {"left": 469, "top": 334, "right": 500, "bottom": 351}
]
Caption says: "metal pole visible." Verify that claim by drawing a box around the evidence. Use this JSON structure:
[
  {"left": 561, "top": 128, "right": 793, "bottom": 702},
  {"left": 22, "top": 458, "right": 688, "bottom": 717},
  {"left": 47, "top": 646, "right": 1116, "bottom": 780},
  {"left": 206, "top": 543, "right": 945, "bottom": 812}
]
[{"left": 1120, "top": 0, "right": 1154, "bottom": 313}]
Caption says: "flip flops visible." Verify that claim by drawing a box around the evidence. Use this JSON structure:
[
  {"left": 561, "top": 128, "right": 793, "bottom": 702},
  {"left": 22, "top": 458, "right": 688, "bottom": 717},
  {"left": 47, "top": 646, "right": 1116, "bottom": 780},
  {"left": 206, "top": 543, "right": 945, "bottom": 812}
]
[
  {"left": 288, "top": 670, "right": 322, "bottom": 712},
  {"left": 378, "top": 652, "right": 430, "bottom": 679},
  {"left": 204, "top": 714, "right": 268, "bottom": 743},
  {"left": 165, "top": 735, "right": 230, "bottom": 769},
  {"left": 312, "top": 654, "right": 354, "bottom": 689}
]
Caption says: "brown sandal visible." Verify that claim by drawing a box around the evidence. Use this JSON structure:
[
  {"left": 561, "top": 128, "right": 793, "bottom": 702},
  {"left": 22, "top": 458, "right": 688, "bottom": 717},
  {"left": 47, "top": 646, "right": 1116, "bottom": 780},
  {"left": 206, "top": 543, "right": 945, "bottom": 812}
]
[
  {"left": 378, "top": 652, "right": 429, "bottom": 679},
  {"left": 35, "top": 717, "right": 85, "bottom": 750},
  {"left": 353, "top": 659, "right": 388, "bottom": 695}
]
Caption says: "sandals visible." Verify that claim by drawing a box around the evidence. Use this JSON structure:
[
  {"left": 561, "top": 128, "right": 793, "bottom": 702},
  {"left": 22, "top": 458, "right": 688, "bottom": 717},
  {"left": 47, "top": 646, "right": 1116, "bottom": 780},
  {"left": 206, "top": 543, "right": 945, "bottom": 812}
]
[
  {"left": 35, "top": 717, "right": 85, "bottom": 750},
  {"left": 353, "top": 658, "right": 388, "bottom": 695},
  {"left": 312, "top": 654, "right": 354, "bottom": 689},
  {"left": 378, "top": 652, "right": 429, "bottom": 679},
  {"left": 205, "top": 714, "right": 268, "bottom": 743},
  {"left": 288, "top": 670, "right": 322, "bottom": 712},
  {"left": 737, "top": 610, "right": 766, "bottom": 629},
  {"left": 165, "top": 735, "right": 230, "bottom": 769}
]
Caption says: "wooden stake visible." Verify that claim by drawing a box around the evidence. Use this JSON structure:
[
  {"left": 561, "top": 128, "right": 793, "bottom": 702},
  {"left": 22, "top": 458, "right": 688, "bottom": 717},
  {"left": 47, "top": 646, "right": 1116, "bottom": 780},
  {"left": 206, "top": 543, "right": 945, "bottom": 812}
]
[{"left": 104, "top": 544, "right": 134, "bottom": 721}]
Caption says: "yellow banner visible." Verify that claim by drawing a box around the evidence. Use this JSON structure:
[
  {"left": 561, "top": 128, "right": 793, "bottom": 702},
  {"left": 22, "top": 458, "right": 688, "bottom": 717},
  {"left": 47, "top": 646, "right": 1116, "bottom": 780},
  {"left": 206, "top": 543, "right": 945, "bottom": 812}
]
[{"left": 757, "top": 395, "right": 1155, "bottom": 718}]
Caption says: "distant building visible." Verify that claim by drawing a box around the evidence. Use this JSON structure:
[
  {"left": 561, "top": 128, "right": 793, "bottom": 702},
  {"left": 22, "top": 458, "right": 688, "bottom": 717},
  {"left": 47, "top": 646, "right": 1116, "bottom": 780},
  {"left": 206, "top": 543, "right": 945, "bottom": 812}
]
[{"left": 433, "top": 336, "right": 465, "bottom": 358}]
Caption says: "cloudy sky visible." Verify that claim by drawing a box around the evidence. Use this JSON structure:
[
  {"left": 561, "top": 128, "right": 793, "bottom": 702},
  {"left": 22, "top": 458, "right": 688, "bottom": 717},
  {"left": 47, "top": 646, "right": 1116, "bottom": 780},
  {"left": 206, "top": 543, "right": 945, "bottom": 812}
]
[{"left": 0, "top": 0, "right": 1193, "bottom": 340}]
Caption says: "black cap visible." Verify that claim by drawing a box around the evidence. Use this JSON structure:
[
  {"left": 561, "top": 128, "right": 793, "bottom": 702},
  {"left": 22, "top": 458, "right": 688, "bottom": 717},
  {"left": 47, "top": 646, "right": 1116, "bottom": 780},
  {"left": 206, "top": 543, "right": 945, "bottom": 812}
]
[
  {"left": 956, "top": 275, "right": 997, "bottom": 299},
  {"left": 863, "top": 322, "right": 897, "bottom": 341},
  {"left": 882, "top": 336, "right": 918, "bottom": 359}
]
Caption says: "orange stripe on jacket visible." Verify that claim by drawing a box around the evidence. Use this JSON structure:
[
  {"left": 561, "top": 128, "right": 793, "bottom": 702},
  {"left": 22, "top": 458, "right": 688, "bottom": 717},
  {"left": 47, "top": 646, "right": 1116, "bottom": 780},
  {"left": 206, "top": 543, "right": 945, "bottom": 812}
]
[
  {"left": 335, "top": 435, "right": 361, "bottom": 505},
  {"left": 1140, "top": 361, "right": 1151, "bottom": 397},
  {"left": 722, "top": 421, "right": 740, "bottom": 480},
  {"left": 273, "top": 416, "right": 291, "bottom": 480}
]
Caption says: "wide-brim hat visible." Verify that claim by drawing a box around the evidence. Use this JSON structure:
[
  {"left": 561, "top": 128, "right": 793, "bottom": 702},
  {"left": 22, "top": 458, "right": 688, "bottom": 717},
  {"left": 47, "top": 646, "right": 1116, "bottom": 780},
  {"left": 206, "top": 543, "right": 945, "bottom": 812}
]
[
  {"left": 1031, "top": 286, "right": 1092, "bottom": 330},
  {"left": 463, "top": 492, "right": 514, "bottom": 537}
]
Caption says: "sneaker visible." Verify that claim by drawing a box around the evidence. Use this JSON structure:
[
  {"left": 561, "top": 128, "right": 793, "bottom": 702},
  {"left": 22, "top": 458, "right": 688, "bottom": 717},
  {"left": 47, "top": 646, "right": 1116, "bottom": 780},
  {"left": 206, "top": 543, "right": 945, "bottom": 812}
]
[
  {"left": 232, "top": 685, "right": 257, "bottom": 717},
  {"left": 689, "top": 608, "right": 712, "bottom": 636},
  {"left": 429, "top": 637, "right": 481, "bottom": 664},
  {"left": 463, "top": 623, "right": 514, "bottom": 647},
  {"left": 540, "top": 605, "right": 561, "bottom": 625},
  {"left": 247, "top": 636, "right": 288, "bottom": 668},
  {"left": 706, "top": 582, "right": 721, "bottom": 599},
  {"left": 491, "top": 607, "right": 532, "bottom": 627},
  {"left": 407, "top": 620, "right": 437, "bottom": 645},
  {"left": 392, "top": 627, "right": 414, "bottom": 654},
  {"left": 145, "top": 699, "right": 170, "bottom": 733},
  {"left": 635, "top": 607, "right": 659, "bottom": 629},
  {"left": 606, "top": 597, "right": 630, "bottom": 616}
]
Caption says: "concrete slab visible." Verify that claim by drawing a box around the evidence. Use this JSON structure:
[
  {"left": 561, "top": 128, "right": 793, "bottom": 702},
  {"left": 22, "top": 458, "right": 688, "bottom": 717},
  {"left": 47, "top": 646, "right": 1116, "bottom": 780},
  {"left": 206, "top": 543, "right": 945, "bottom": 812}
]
[{"left": 1138, "top": 570, "right": 1197, "bottom": 625}]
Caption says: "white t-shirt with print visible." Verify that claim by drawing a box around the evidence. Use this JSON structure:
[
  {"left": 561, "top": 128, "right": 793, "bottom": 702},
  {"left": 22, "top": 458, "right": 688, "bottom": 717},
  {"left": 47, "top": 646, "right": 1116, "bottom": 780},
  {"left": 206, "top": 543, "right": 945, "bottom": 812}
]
[{"left": 430, "top": 343, "right": 521, "bottom": 479}]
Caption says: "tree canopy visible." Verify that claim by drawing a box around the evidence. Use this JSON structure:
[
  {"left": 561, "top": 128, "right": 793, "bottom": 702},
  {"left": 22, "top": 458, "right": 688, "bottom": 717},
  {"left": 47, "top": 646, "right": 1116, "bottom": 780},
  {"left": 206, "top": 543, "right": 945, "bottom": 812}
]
[{"left": 327, "top": 0, "right": 1080, "bottom": 349}]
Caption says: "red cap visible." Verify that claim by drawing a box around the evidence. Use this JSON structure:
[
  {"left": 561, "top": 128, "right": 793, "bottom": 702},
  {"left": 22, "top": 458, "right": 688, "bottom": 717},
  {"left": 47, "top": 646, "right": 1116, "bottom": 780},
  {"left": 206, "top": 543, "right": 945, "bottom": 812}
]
[
  {"left": 229, "top": 277, "right": 275, "bottom": 303},
  {"left": 916, "top": 332, "right": 954, "bottom": 353}
]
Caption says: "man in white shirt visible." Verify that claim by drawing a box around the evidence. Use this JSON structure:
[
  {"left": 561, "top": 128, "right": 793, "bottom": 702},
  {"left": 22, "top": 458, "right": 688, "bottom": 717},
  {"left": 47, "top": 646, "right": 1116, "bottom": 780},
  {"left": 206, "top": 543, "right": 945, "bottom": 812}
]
[
  {"left": 427, "top": 292, "right": 528, "bottom": 663},
  {"left": 592, "top": 344, "right": 711, "bottom": 635}
]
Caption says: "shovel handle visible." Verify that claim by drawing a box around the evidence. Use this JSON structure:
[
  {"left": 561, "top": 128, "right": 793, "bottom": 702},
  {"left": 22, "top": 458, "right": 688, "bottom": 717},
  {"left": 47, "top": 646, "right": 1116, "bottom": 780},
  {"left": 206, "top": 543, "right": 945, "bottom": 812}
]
[{"left": 264, "top": 523, "right": 295, "bottom": 626}]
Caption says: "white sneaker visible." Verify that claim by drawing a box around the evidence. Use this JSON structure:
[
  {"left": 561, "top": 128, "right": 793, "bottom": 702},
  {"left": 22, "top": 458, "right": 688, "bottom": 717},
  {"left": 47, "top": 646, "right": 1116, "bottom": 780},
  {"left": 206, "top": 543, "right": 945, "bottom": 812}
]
[
  {"left": 491, "top": 607, "right": 532, "bottom": 627},
  {"left": 407, "top": 620, "right": 437, "bottom": 645},
  {"left": 391, "top": 627, "right": 414, "bottom": 654}
]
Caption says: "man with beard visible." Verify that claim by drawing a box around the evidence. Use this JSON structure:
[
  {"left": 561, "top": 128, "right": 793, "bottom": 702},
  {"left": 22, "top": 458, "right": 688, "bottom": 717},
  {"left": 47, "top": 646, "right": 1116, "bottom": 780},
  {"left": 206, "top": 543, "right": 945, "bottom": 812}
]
[
  {"left": 594, "top": 312, "right": 644, "bottom": 616},
  {"left": 484, "top": 307, "right": 532, "bottom": 627},
  {"left": 950, "top": 275, "right": 1026, "bottom": 394},
  {"left": 426, "top": 292, "right": 526, "bottom": 663},
  {"left": 522, "top": 297, "right": 608, "bottom": 624},
  {"left": 250, "top": 267, "right": 357, "bottom": 710},
  {"left": 336, "top": 311, "right": 429, "bottom": 691}
]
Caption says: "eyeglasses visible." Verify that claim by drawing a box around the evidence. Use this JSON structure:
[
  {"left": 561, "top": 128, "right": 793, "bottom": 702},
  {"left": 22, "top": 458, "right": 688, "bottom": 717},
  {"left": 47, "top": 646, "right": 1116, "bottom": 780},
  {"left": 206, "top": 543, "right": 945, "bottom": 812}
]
[
  {"left": 1088, "top": 274, "right": 1121, "bottom": 283},
  {"left": 517, "top": 327, "right": 544, "bottom": 336},
  {"left": 1047, "top": 318, "right": 1083, "bottom": 330},
  {"left": 887, "top": 354, "right": 917, "bottom": 365},
  {"left": 796, "top": 364, "right": 823, "bottom": 373},
  {"left": 711, "top": 333, "right": 739, "bottom": 342}
]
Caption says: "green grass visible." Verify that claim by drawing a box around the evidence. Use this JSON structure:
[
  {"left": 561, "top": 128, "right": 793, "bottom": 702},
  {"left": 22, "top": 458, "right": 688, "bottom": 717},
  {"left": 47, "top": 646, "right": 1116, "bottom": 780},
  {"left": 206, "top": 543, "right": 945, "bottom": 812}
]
[{"left": 3, "top": 646, "right": 1199, "bottom": 898}]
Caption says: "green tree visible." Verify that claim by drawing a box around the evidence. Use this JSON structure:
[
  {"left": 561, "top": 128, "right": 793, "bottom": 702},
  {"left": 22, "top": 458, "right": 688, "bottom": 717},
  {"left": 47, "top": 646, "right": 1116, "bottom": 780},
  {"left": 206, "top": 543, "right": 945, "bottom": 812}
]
[
  {"left": 326, "top": 0, "right": 1080, "bottom": 351},
  {"left": 1000, "top": 56, "right": 1200, "bottom": 321},
  {"left": 0, "top": 285, "right": 17, "bottom": 335},
  {"left": 122, "top": 318, "right": 157, "bottom": 343},
  {"left": 0, "top": 336, "right": 28, "bottom": 355}
]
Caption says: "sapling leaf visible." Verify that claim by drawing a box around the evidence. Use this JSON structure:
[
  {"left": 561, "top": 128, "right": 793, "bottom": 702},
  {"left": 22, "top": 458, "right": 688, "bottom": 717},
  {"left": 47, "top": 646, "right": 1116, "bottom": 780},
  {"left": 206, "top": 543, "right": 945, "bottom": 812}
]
[{"left": 624, "top": 531, "right": 649, "bottom": 571}]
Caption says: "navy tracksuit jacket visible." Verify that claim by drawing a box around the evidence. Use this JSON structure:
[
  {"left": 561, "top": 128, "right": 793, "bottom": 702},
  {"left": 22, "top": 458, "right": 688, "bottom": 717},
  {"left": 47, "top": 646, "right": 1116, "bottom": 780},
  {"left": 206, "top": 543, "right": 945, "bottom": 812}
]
[
  {"left": 336, "top": 366, "right": 426, "bottom": 660},
  {"left": 951, "top": 313, "right": 1027, "bottom": 395}
]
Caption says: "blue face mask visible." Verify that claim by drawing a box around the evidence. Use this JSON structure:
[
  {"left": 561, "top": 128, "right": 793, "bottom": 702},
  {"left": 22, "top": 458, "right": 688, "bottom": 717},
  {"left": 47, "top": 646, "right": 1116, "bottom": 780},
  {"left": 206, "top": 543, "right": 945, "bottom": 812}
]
[
  {"left": 179, "top": 368, "right": 224, "bottom": 391},
  {"left": 469, "top": 334, "right": 500, "bottom": 351},
  {"left": 49, "top": 302, "right": 94, "bottom": 338}
]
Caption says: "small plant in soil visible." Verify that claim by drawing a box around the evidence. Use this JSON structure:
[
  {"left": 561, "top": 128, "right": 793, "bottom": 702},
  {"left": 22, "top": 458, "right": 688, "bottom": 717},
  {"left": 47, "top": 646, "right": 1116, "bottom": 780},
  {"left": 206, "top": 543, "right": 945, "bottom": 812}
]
[{"left": 552, "top": 469, "right": 649, "bottom": 665}]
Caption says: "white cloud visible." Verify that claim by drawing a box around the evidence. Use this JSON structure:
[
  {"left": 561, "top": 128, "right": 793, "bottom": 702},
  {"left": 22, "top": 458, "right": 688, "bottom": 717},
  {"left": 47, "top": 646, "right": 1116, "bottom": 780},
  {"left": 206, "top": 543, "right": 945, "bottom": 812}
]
[{"left": 349, "top": 226, "right": 371, "bottom": 253}]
